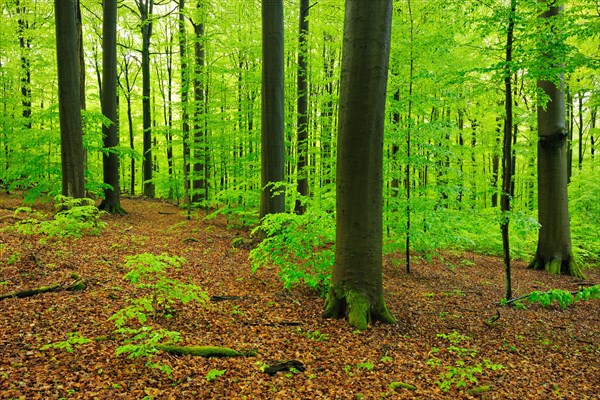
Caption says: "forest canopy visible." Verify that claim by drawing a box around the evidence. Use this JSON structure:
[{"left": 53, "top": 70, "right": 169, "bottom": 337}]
[{"left": 0, "top": 0, "right": 598, "bottom": 265}]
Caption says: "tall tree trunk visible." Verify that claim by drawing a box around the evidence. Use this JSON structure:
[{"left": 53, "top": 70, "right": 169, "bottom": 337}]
[
  {"left": 577, "top": 90, "right": 584, "bottom": 170},
  {"left": 405, "top": 0, "right": 414, "bottom": 274},
  {"left": 260, "top": 0, "right": 285, "bottom": 219},
  {"left": 16, "top": 0, "right": 31, "bottom": 129},
  {"left": 138, "top": 0, "right": 155, "bottom": 197},
  {"left": 54, "top": 0, "right": 85, "bottom": 198},
  {"left": 323, "top": 0, "right": 395, "bottom": 330},
  {"left": 501, "top": 0, "right": 516, "bottom": 301},
  {"left": 192, "top": 4, "right": 207, "bottom": 204},
  {"left": 529, "top": 1, "right": 582, "bottom": 277},
  {"left": 179, "top": 0, "right": 192, "bottom": 213},
  {"left": 294, "top": 0, "right": 309, "bottom": 214},
  {"left": 99, "top": 0, "right": 125, "bottom": 214}
]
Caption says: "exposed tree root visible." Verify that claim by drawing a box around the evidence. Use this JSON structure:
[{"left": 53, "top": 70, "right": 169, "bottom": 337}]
[
  {"left": 528, "top": 254, "right": 585, "bottom": 279},
  {"left": 0, "top": 279, "right": 86, "bottom": 300},
  {"left": 323, "top": 286, "right": 396, "bottom": 330},
  {"left": 155, "top": 344, "right": 256, "bottom": 358},
  {"left": 98, "top": 201, "right": 127, "bottom": 215}
]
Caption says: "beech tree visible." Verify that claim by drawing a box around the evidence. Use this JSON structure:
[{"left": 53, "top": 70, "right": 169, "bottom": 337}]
[
  {"left": 529, "top": 1, "right": 582, "bottom": 277},
  {"left": 260, "top": 0, "right": 285, "bottom": 219},
  {"left": 99, "top": 0, "right": 125, "bottom": 214},
  {"left": 323, "top": 0, "right": 396, "bottom": 330},
  {"left": 54, "top": 0, "right": 85, "bottom": 198},
  {"left": 294, "top": 0, "right": 309, "bottom": 215},
  {"left": 136, "top": 0, "right": 155, "bottom": 198}
]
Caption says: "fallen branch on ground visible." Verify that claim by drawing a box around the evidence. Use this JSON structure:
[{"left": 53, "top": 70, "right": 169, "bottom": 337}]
[
  {"left": 155, "top": 344, "right": 256, "bottom": 357},
  {"left": 0, "top": 279, "right": 86, "bottom": 300}
]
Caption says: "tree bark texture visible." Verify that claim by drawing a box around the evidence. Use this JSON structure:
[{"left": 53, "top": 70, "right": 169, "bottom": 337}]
[
  {"left": 323, "top": 0, "right": 396, "bottom": 330},
  {"left": 260, "top": 0, "right": 286, "bottom": 219},
  {"left": 139, "top": 0, "right": 155, "bottom": 197},
  {"left": 99, "top": 0, "right": 125, "bottom": 214},
  {"left": 294, "top": 0, "right": 309, "bottom": 215},
  {"left": 192, "top": 9, "right": 207, "bottom": 204},
  {"left": 54, "top": 0, "right": 85, "bottom": 198},
  {"left": 529, "top": 2, "right": 582, "bottom": 278}
]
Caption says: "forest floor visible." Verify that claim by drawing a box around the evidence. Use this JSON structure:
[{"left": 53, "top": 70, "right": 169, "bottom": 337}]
[{"left": 0, "top": 194, "right": 598, "bottom": 400}]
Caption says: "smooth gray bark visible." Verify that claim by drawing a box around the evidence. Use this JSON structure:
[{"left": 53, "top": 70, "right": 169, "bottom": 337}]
[
  {"left": 260, "top": 0, "right": 285, "bottom": 219},
  {"left": 54, "top": 0, "right": 85, "bottom": 198},
  {"left": 99, "top": 0, "right": 125, "bottom": 214},
  {"left": 323, "top": 0, "right": 395, "bottom": 330}
]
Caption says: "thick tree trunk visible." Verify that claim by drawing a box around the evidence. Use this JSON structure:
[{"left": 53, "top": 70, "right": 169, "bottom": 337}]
[
  {"left": 260, "top": 0, "right": 285, "bottom": 219},
  {"left": 99, "top": 0, "right": 125, "bottom": 214},
  {"left": 54, "top": 0, "right": 85, "bottom": 198},
  {"left": 294, "top": 0, "right": 310, "bottom": 215},
  {"left": 323, "top": 0, "right": 395, "bottom": 330},
  {"left": 529, "top": 2, "right": 582, "bottom": 278}
]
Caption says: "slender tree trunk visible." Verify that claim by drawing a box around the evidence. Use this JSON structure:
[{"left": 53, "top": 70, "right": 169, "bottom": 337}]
[
  {"left": 260, "top": 0, "right": 285, "bottom": 219},
  {"left": 138, "top": 0, "right": 155, "bottom": 197},
  {"left": 323, "top": 0, "right": 395, "bottom": 330},
  {"left": 501, "top": 0, "right": 516, "bottom": 301},
  {"left": 405, "top": 0, "right": 415, "bottom": 274},
  {"left": 529, "top": 1, "right": 582, "bottom": 277},
  {"left": 99, "top": 0, "right": 125, "bottom": 214},
  {"left": 192, "top": 5, "right": 207, "bottom": 204},
  {"left": 577, "top": 90, "right": 584, "bottom": 170},
  {"left": 54, "top": 0, "right": 85, "bottom": 198},
  {"left": 179, "top": 0, "right": 192, "bottom": 213},
  {"left": 294, "top": 0, "right": 310, "bottom": 214},
  {"left": 17, "top": 0, "right": 31, "bottom": 129}
]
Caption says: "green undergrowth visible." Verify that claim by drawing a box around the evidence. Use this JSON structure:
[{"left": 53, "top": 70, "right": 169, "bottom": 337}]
[
  {"left": 5, "top": 195, "right": 106, "bottom": 238},
  {"left": 503, "top": 285, "right": 600, "bottom": 309},
  {"left": 250, "top": 210, "right": 335, "bottom": 295}
]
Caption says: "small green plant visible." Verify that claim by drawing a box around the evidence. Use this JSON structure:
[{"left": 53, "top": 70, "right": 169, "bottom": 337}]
[
  {"left": 109, "top": 253, "right": 207, "bottom": 375},
  {"left": 380, "top": 355, "right": 393, "bottom": 363},
  {"left": 436, "top": 331, "right": 469, "bottom": 344},
  {"left": 250, "top": 210, "right": 334, "bottom": 295},
  {"left": 428, "top": 331, "right": 504, "bottom": 392},
  {"left": 255, "top": 361, "right": 269, "bottom": 373},
  {"left": 41, "top": 332, "right": 91, "bottom": 353},
  {"left": 205, "top": 368, "right": 226, "bottom": 382},
  {"left": 356, "top": 361, "right": 375, "bottom": 371},
  {"left": 503, "top": 285, "right": 600, "bottom": 309},
  {"left": 297, "top": 328, "right": 329, "bottom": 342}
]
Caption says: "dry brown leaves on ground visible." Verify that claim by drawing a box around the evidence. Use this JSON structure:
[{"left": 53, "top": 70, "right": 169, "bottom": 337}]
[{"left": 0, "top": 194, "right": 598, "bottom": 399}]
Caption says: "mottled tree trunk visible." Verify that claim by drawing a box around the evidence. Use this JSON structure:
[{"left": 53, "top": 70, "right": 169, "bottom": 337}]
[
  {"left": 54, "top": 0, "right": 85, "bottom": 198},
  {"left": 323, "top": 0, "right": 395, "bottom": 330}
]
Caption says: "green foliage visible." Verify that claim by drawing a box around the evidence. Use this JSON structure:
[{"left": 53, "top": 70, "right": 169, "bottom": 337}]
[
  {"left": 7, "top": 196, "right": 106, "bottom": 238},
  {"left": 356, "top": 361, "right": 375, "bottom": 371},
  {"left": 428, "top": 331, "right": 504, "bottom": 392},
  {"left": 527, "top": 285, "right": 600, "bottom": 308},
  {"left": 40, "top": 332, "right": 91, "bottom": 353},
  {"left": 250, "top": 210, "right": 334, "bottom": 294},
  {"left": 569, "top": 169, "right": 600, "bottom": 264},
  {"left": 296, "top": 328, "right": 329, "bottom": 342},
  {"left": 109, "top": 253, "right": 208, "bottom": 375},
  {"left": 111, "top": 253, "right": 207, "bottom": 327},
  {"left": 205, "top": 369, "right": 227, "bottom": 382}
]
